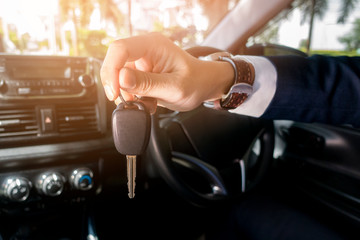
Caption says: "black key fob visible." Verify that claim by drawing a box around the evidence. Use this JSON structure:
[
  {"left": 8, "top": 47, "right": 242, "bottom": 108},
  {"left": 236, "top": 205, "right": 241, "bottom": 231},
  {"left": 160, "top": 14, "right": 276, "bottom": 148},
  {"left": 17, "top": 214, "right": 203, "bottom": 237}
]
[{"left": 112, "top": 101, "right": 151, "bottom": 155}]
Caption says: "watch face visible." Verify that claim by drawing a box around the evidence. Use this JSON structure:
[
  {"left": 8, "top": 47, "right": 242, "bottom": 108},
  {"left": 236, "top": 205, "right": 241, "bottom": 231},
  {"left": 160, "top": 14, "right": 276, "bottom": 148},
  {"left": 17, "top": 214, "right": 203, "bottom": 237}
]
[{"left": 229, "top": 83, "right": 253, "bottom": 95}]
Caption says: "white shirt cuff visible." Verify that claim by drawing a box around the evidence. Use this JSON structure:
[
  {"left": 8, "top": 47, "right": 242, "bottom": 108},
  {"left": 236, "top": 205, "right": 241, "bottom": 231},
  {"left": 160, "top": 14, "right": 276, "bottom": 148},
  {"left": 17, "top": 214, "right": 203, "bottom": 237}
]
[{"left": 229, "top": 56, "right": 277, "bottom": 117}]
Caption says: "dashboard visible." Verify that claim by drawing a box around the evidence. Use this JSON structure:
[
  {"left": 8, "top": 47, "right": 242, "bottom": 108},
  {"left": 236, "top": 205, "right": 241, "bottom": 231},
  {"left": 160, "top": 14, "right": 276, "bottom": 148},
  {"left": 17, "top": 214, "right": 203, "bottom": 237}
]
[
  {"left": 1, "top": 54, "right": 360, "bottom": 239},
  {"left": 0, "top": 55, "right": 226, "bottom": 240},
  {"left": 0, "top": 55, "right": 114, "bottom": 207}
]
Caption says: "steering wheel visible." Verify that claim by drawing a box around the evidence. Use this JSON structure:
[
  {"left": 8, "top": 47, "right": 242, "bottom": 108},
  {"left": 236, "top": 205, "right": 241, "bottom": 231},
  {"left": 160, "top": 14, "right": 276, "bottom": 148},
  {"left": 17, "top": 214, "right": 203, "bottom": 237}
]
[{"left": 147, "top": 46, "right": 274, "bottom": 207}]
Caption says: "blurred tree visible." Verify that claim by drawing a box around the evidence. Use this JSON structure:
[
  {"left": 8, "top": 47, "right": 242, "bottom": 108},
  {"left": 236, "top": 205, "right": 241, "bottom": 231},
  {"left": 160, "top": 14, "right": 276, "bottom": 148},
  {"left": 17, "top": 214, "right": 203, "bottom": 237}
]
[
  {"left": 8, "top": 25, "right": 20, "bottom": 51},
  {"left": 80, "top": 29, "right": 108, "bottom": 58},
  {"left": 79, "top": 0, "right": 95, "bottom": 28},
  {"left": 254, "top": 24, "right": 279, "bottom": 43},
  {"left": 59, "top": 0, "right": 124, "bottom": 56},
  {"left": 59, "top": 0, "right": 81, "bottom": 55},
  {"left": 198, "top": 0, "right": 229, "bottom": 34},
  {"left": 338, "top": 18, "right": 360, "bottom": 51},
  {"left": 0, "top": 34, "right": 3, "bottom": 52},
  {"left": 0, "top": 19, "right": 3, "bottom": 52},
  {"left": 297, "top": 0, "right": 358, "bottom": 54},
  {"left": 299, "top": 39, "right": 307, "bottom": 49},
  {"left": 337, "top": 0, "right": 359, "bottom": 23},
  {"left": 126, "top": 0, "right": 132, "bottom": 36},
  {"left": 297, "top": 0, "right": 328, "bottom": 54},
  {"left": 167, "top": 25, "right": 197, "bottom": 48},
  {"left": 98, "top": 0, "right": 125, "bottom": 34}
]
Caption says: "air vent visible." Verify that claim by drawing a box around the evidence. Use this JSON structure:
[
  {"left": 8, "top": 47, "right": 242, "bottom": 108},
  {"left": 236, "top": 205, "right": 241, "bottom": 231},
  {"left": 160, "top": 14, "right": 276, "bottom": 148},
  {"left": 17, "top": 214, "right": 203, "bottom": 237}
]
[
  {"left": 56, "top": 104, "right": 99, "bottom": 135},
  {"left": 0, "top": 107, "right": 39, "bottom": 139}
]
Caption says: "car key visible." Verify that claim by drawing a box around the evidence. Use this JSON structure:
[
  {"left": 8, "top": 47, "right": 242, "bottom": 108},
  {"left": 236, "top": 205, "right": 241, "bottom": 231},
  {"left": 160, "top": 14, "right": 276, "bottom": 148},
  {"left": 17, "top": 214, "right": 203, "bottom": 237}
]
[{"left": 112, "top": 100, "right": 151, "bottom": 199}]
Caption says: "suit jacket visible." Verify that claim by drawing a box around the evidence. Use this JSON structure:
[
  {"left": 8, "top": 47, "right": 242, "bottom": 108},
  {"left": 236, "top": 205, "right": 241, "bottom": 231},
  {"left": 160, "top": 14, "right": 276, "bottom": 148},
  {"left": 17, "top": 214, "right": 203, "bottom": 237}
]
[{"left": 261, "top": 55, "right": 360, "bottom": 128}]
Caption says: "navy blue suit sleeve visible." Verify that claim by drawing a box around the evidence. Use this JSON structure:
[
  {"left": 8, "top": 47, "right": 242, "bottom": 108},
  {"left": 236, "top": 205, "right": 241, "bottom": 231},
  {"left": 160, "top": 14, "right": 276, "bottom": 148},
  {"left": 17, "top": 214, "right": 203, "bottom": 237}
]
[{"left": 261, "top": 55, "right": 360, "bottom": 127}]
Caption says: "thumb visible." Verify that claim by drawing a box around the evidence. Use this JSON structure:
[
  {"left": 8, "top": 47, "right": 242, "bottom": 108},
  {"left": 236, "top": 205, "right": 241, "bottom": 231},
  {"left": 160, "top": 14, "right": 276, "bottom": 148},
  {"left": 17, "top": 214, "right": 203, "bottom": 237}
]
[{"left": 119, "top": 67, "right": 169, "bottom": 99}]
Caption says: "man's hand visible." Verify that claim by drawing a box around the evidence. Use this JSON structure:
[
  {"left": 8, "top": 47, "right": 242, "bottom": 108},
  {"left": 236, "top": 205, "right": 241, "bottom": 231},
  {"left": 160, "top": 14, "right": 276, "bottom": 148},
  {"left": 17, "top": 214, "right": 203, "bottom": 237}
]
[{"left": 100, "top": 33, "right": 234, "bottom": 112}]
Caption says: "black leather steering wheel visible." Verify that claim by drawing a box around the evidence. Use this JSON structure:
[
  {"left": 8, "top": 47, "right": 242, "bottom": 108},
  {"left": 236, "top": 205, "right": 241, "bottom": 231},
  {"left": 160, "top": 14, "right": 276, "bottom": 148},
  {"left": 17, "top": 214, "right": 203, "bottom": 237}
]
[{"left": 147, "top": 46, "right": 275, "bottom": 207}]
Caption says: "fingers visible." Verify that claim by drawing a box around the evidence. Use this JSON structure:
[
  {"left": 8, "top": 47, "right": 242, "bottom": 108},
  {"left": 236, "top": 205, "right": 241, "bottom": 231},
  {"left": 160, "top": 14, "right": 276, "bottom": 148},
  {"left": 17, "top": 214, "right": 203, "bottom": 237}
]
[
  {"left": 100, "top": 33, "right": 161, "bottom": 101},
  {"left": 100, "top": 32, "right": 201, "bottom": 112},
  {"left": 119, "top": 67, "right": 173, "bottom": 100}
]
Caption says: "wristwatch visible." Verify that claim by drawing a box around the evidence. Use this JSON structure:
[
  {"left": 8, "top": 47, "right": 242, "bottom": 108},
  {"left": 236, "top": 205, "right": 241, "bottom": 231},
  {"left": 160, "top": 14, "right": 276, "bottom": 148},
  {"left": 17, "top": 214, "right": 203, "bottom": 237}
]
[{"left": 201, "top": 52, "right": 255, "bottom": 110}]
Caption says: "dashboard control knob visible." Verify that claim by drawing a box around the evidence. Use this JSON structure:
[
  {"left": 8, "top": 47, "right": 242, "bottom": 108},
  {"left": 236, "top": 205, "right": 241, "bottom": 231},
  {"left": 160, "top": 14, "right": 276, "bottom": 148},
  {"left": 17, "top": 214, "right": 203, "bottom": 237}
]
[
  {"left": 1, "top": 177, "right": 32, "bottom": 202},
  {"left": 37, "top": 172, "right": 65, "bottom": 197},
  {"left": 78, "top": 74, "right": 94, "bottom": 87},
  {"left": 70, "top": 168, "right": 94, "bottom": 191}
]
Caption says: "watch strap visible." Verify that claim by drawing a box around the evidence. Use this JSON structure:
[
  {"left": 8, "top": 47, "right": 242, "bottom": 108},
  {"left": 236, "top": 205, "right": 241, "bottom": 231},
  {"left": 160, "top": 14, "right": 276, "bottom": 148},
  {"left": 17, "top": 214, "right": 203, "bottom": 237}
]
[{"left": 218, "top": 57, "right": 255, "bottom": 109}]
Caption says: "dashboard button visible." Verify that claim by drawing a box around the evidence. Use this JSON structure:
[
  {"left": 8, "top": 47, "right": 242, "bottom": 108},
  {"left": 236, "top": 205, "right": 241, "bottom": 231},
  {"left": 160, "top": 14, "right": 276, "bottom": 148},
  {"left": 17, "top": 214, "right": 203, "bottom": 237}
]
[
  {"left": 1, "top": 177, "right": 32, "bottom": 202},
  {"left": 37, "top": 172, "right": 65, "bottom": 197},
  {"left": 70, "top": 168, "right": 94, "bottom": 191},
  {"left": 78, "top": 74, "right": 94, "bottom": 87},
  {"left": 40, "top": 108, "right": 55, "bottom": 133}
]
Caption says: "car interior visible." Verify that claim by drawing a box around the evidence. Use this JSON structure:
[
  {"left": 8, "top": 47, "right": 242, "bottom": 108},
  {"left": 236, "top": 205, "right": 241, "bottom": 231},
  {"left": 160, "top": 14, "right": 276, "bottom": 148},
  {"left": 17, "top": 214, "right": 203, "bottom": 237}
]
[{"left": 0, "top": 0, "right": 360, "bottom": 239}]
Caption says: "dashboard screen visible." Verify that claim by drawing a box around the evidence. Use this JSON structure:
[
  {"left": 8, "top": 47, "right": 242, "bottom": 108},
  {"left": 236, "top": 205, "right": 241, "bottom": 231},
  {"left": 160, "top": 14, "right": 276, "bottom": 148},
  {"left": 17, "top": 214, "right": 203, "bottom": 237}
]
[{"left": 8, "top": 60, "right": 72, "bottom": 79}]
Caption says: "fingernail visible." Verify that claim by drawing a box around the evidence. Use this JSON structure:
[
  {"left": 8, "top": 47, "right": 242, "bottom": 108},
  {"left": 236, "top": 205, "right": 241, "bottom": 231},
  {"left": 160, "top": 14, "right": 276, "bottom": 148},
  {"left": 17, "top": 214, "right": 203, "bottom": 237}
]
[{"left": 104, "top": 85, "right": 114, "bottom": 100}]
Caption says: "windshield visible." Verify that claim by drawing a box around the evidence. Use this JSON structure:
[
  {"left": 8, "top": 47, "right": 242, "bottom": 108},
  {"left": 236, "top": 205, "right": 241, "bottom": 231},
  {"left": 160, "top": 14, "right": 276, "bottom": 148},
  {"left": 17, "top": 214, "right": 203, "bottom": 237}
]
[
  {"left": 2, "top": 0, "right": 359, "bottom": 58},
  {"left": 0, "top": 0, "right": 238, "bottom": 58}
]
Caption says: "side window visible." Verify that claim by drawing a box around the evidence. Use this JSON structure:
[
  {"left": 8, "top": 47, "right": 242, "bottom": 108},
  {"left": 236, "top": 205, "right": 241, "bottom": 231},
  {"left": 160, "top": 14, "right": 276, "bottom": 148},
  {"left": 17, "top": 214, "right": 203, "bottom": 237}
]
[{"left": 248, "top": 0, "right": 360, "bottom": 57}]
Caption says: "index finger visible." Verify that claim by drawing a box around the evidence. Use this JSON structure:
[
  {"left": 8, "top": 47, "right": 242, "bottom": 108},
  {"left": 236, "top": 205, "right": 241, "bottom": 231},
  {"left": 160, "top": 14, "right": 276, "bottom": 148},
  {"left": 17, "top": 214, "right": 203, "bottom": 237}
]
[{"left": 100, "top": 33, "right": 159, "bottom": 101}]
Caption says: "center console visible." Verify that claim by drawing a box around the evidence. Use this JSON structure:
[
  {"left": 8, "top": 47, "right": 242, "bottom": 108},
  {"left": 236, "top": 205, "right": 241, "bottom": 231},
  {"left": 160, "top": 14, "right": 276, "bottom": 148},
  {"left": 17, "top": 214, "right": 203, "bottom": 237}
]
[{"left": 0, "top": 55, "right": 115, "bottom": 208}]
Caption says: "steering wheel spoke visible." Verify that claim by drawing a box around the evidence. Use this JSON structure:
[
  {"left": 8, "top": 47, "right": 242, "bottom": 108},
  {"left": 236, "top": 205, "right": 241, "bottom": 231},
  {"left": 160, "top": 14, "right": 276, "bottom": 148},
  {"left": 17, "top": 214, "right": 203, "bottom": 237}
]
[{"left": 171, "top": 151, "right": 228, "bottom": 197}]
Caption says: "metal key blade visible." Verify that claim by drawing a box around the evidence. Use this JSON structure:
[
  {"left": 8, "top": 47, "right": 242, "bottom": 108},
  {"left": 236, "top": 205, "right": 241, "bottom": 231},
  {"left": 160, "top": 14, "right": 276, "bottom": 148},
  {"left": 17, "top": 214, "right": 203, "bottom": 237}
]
[{"left": 126, "top": 155, "right": 136, "bottom": 199}]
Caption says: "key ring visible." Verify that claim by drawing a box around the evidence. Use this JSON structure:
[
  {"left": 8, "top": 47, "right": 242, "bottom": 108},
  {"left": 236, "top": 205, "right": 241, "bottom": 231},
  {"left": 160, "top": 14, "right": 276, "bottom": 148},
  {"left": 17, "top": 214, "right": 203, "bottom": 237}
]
[
  {"left": 118, "top": 90, "right": 140, "bottom": 106},
  {"left": 118, "top": 90, "right": 130, "bottom": 106}
]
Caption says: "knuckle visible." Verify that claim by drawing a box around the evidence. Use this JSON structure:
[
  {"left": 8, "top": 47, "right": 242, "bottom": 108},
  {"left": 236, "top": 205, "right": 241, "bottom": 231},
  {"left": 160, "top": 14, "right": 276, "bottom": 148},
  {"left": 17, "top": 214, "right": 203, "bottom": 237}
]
[
  {"left": 108, "top": 40, "right": 129, "bottom": 56},
  {"left": 148, "top": 32, "right": 162, "bottom": 39},
  {"left": 109, "top": 39, "right": 125, "bottom": 48},
  {"left": 147, "top": 32, "right": 168, "bottom": 46},
  {"left": 139, "top": 73, "right": 153, "bottom": 94},
  {"left": 178, "top": 88, "right": 189, "bottom": 102}
]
